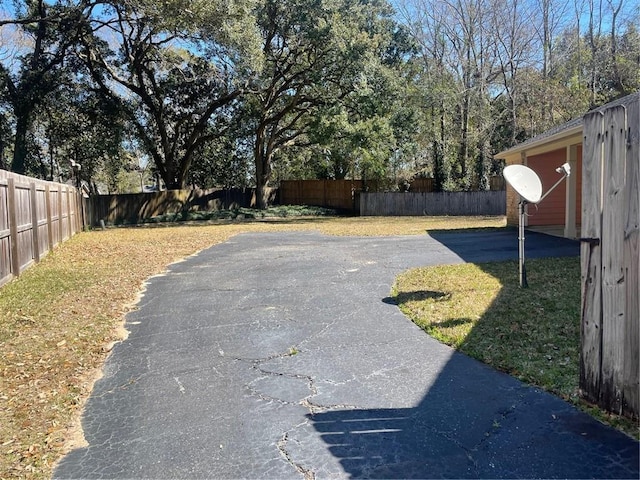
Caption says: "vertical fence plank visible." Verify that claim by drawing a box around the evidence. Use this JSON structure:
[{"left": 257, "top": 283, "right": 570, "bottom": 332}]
[
  {"left": 7, "top": 178, "right": 20, "bottom": 277},
  {"left": 623, "top": 96, "right": 639, "bottom": 417},
  {"left": 45, "top": 184, "right": 53, "bottom": 250},
  {"left": 580, "top": 110, "right": 604, "bottom": 403},
  {"left": 30, "top": 182, "right": 40, "bottom": 263},
  {"left": 581, "top": 100, "right": 639, "bottom": 418},
  {"left": 65, "top": 187, "right": 73, "bottom": 240},
  {"left": 0, "top": 179, "right": 10, "bottom": 286},
  {"left": 72, "top": 190, "right": 78, "bottom": 233},
  {"left": 600, "top": 105, "right": 628, "bottom": 413},
  {"left": 57, "top": 185, "right": 63, "bottom": 245}
]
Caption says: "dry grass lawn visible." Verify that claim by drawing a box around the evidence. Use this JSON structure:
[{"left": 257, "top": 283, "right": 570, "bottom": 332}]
[{"left": 0, "top": 216, "right": 504, "bottom": 479}]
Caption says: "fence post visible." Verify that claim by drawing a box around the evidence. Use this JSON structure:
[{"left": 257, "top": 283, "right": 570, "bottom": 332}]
[
  {"left": 564, "top": 145, "right": 578, "bottom": 239},
  {"left": 80, "top": 191, "right": 87, "bottom": 231},
  {"left": 581, "top": 101, "right": 639, "bottom": 418},
  {"left": 7, "top": 178, "right": 20, "bottom": 277},
  {"left": 30, "top": 182, "right": 40, "bottom": 263}
]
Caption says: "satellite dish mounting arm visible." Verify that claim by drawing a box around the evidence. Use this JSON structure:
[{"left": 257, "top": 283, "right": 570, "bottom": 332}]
[{"left": 537, "top": 163, "right": 571, "bottom": 204}]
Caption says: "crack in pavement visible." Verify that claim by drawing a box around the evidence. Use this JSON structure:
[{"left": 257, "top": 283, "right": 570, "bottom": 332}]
[{"left": 277, "top": 427, "right": 316, "bottom": 480}]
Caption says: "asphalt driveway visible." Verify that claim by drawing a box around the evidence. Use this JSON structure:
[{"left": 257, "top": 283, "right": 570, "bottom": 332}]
[{"left": 54, "top": 230, "right": 639, "bottom": 479}]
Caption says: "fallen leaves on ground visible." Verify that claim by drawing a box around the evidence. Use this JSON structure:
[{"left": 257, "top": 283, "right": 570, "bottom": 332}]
[{"left": 0, "top": 216, "right": 505, "bottom": 479}]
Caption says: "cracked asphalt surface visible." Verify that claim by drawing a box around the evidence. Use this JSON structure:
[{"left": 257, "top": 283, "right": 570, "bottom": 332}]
[{"left": 54, "top": 229, "right": 639, "bottom": 479}]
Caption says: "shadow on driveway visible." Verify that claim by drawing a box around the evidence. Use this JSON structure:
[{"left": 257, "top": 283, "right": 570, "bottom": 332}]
[
  {"left": 307, "top": 356, "right": 638, "bottom": 478},
  {"left": 427, "top": 228, "right": 580, "bottom": 263},
  {"left": 306, "top": 230, "right": 638, "bottom": 478}
]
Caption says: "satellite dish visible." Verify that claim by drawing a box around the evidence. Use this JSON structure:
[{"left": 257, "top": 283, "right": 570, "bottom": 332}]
[
  {"left": 503, "top": 164, "right": 543, "bottom": 204},
  {"left": 502, "top": 162, "right": 571, "bottom": 289}
]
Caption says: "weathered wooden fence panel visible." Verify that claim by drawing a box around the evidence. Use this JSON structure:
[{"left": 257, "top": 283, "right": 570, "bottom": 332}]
[
  {"left": 279, "top": 180, "right": 363, "bottom": 211},
  {"left": 91, "top": 188, "right": 274, "bottom": 225},
  {"left": 359, "top": 191, "right": 506, "bottom": 216},
  {"left": 580, "top": 97, "right": 639, "bottom": 418},
  {"left": 409, "top": 178, "right": 434, "bottom": 192},
  {"left": 0, "top": 170, "right": 81, "bottom": 287}
]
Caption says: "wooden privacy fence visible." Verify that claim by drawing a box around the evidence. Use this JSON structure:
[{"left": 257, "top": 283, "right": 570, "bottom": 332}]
[
  {"left": 359, "top": 191, "right": 506, "bottom": 216},
  {"left": 279, "top": 179, "right": 369, "bottom": 211},
  {"left": 580, "top": 95, "right": 639, "bottom": 418},
  {"left": 279, "top": 177, "right": 505, "bottom": 213},
  {"left": 90, "top": 187, "right": 275, "bottom": 225},
  {"left": 0, "top": 170, "right": 83, "bottom": 287}
]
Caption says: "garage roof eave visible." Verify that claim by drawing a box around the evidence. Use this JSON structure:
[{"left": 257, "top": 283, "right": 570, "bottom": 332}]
[{"left": 496, "top": 124, "right": 583, "bottom": 161}]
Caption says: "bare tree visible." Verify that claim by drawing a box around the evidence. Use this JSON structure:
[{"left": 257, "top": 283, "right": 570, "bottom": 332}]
[
  {"left": 608, "top": 0, "right": 624, "bottom": 92},
  {"left": 490, "top": 0, "right": 534, "bottom": 143},
  {"left": 533, "top": 0, "right": 570, "bottom": 124},
  {"left": 395, "top": 0, "right": 453, "bottom": 189}
]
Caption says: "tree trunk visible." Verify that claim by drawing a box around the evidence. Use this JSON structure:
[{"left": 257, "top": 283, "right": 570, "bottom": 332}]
[
  {"left": 433, "top": 102, "right": 447, "bottom": 192},
  {"left": 541, "top": 0, "right": 551, "bottom": 126},
  {"left": 0, "top": 137, "right": 5, "bottom": 170},
  {"left": 459, "top": 36, "right": 472, "bottom": 189},
  {"left": 154, "top": 152, "right": 186, "bottom": 190},
  {"left": 11, "top": 111, "right": 31, "bottom": 174},
  {"left": 459, "top": 93, "right": 470, "bottom": 186},
  {"left": 254, "top": 126, "right": 272, "bottom": 209},
  {"left": 587, "top": 0, "right": 602, "bottom": 106}
]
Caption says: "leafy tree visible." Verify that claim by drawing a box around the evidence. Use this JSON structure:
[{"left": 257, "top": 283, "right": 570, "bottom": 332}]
[
  {"left": 0, "top": 108, "right": 12, "bottom": 170},
  {"left": 616, "top": 21, "right": 640, "bottom": 94},
  {"left": 24, "top": 75, "right": 126, "bottom": 187},
  {"left": 245, "top": 0, "right": 405, "bottom": 208},
  {"left": 307, "top": 55, "right": 419, "bottom": 188},
  {"left": 187, "top": 131, "right": 253, "bottom": 190},
  {"left": 0, "top": 0, "right": 90, "bottom": 174},
  {"left": 78, "top": 0, "right": 260, "bottom": 190}
]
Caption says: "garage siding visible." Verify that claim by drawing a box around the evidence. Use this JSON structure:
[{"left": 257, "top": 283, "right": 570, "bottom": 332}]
[{"left": 526, "top": 151, "right": 565, "bottom": 225}]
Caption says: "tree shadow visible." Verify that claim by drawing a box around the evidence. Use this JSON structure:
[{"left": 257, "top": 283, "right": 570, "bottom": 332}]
[
  {"left": 382, "top": 290, "right": 449, "bottom": 305},
  {"left": 306, "top": 358, "right": 639, "bottom": 478}
]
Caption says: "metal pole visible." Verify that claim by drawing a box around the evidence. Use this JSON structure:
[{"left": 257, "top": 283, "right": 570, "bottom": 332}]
[{"left": 518, "top": 200, "right": 528, "bottom": 288}]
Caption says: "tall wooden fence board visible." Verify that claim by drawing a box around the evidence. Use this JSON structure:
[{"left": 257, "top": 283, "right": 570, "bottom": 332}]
[
  {"left": 580, "top": 110, "right": 604, "bottom": 401},
  {"left": 580, "top": 97, "right": 639, "bottom": 418},
  {"left": 1, "top": 178, "right": 12, "bottom": 286},
  {"left": 623, "top": 96, "right": 639, "bottom": 416},
  {"left": 360, "top": 191, "right": 506, "bottom": 216},
  {"left": 0, "top": 170, "right": 82, "bottom": 287}
]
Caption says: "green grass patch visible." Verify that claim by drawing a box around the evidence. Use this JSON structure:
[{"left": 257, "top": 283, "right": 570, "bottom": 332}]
[{"left": 392, "top": 257, "right": 639, "bottom": 439}]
